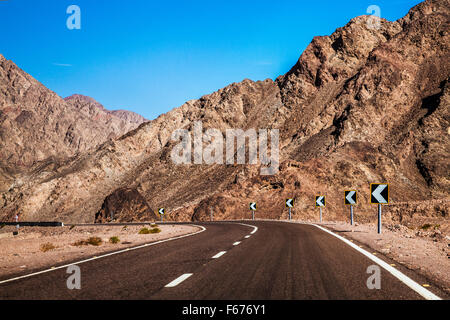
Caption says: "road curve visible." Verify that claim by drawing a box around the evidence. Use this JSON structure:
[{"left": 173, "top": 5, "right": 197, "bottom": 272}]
[{"left": 0, "top": 221, "right": 445, "bottom": 300}]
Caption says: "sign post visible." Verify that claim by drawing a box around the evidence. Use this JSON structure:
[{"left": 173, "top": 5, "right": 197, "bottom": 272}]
[
  {"left": 249, "top": 202, "right": 257, "bottom": 220},
  {"left": 351, "top": 205, "right": 354, "bottom": 225},
  {"left": 210, "top": 208, "right": 213, "bottom": 221},
  {"left": 158, "top": 208, "right": 165, "bottom": 222},
  {"left": 370, "top": 184, "right": 389, "bottom": 234},
  {"left": 285, "top": 199, "right": 294, "bottom": 221},
  {"left": 315, "top": 196, "right": 325, "bottom": 222},
  {"left": 14, "top": 214, "right": 19, "bottom": 232},
  {"left": 344, "top": 190, "right": 357, "bottom": 225},
  {"left": 378, "top": 204, "right": 382, "bottom": 234}
]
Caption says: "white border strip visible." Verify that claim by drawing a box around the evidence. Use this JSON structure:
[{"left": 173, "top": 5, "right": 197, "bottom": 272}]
[
  {"left": 0, "top": 225, "right": 206, "bottom": 285},
  {"left": 311, "top": 224, "right": 441, "bottom": 300}
]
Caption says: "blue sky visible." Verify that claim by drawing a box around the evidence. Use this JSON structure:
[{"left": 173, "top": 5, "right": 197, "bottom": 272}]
[{"left": 0, "top": 0, "right": 422, "bottom": 120}]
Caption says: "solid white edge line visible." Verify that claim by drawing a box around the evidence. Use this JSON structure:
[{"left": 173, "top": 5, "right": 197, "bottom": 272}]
[
  {"left": 311, "top": 223, "right": 442, "bottom": 301},
  {"left": 0, "top": 225, "right": 206, "bottom": 285},
  {"left": 212, "top": 251, "right": 226, "bottom": 259},
  {"left": 233, "top": 241, "right": 241, "bottom": 246},
  {"left": 235, "top": 222, "right": 258, "bottom": 234},
  {"left": 165, "top": 273, "right": 193, "bottom": 288}
]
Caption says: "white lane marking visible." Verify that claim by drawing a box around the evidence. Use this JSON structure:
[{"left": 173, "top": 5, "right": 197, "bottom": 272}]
[
  {"left": 245, "top": 235, "right": 251, "bottom": 239},
  {"left": 311, "top": 224, "right": 442, "bottom": 300},
  {"left": 0, "top": 225, "right": 206, "bottom": 285},
  {"left": 233, "top": 241, "right": 241, "bottom": 246},
  {"left": 165, "top": 273, "right": 193, "bottom": 288},
  {"left": 235, "top": 222, "right": 258, "bottom": 234},
  {"left": 212, "top": 251, "right": 226, "bottom": 259}
]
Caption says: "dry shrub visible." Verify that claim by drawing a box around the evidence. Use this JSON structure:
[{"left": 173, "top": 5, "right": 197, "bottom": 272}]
[{"left": 40, "top": 243, "right": 56, "bottom": 252}]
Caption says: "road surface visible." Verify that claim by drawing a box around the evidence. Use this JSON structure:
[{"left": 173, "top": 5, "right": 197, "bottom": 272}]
[{"left": 0, "top": 221, "right": 445, "bottom": 299}]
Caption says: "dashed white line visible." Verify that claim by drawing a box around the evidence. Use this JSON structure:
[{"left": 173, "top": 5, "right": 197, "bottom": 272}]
[
  {"left": 233, "top": 241, "right": 241, "bottom": 246},
  {"left": 212, "top": 251, "right": 227, "bottom": 259},
  {"left": 245, "top": 235, "right": 251, "bottom": 239},
  {"left": 165, "top": 273, "right": 193, "bottom": 287}
]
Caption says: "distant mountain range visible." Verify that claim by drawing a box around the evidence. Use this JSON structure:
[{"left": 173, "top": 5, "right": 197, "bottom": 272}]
[
  {"left": 64, "top": 94, "right": 147, "bottom": 127},
  {"left": 0, "top": 56, "right": 147, "bottom": 174},
  {"left": 0, "top": 0, "right": 448, "bottom": 224}
]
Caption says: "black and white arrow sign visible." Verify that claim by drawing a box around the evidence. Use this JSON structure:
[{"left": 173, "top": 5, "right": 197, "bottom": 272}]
[
  {"left": 345, "top": 190, "right": 357, "bottom": 205},
  {"left": 315, "top": 196, "right": 325, "bottom": 207},
  {"left": 249, "top": 202, "right": 257, "bottom": 211},
  {"left": 286, "top": 199, "right": 294, "bottom": 208},
  {"left": 158, "top": 208, "right": 165, "bottom": 215},
  {"left": 371, "top": 184, "right": 389, "bottom": 204}
]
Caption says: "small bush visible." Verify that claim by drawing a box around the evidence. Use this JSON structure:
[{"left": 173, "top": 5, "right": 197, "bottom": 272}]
[
  {"left": 87, "top": 236, "right": 103, "bottom": 246},
  {"left": 139, "top": 227, "right": 161, "bottom": 234},
  {"left": 72, "top": 239, "right": 86, "bottom": 246},
  {"left": 420, "top": 223, "right": 433, "bottom": 230},
  {"left": 139, "top": 227, "right": 150, "bottom": 234},
  {"left": 434, "top": 224, "right": 440, "bottom": 230},
  {"left": 72, "top": 236, "right": 103, "bottom": 246},
  {"left": 40, "top": 243, "right": 56, "bottom": 252},
  {"left": 0, "top": 224, "right": 5, "bottom": 230},
  {"left": 122, "top": 225, "right": 128, "bottom": 231},
  {"left": 150, "top": 224, "right": 158, "bottom": 228},
  {"left": 150, "top": 227, "right": 161, "bottom": 234},
  {"left": 109, "top": 236, "right": 120, "bottom": 244}
]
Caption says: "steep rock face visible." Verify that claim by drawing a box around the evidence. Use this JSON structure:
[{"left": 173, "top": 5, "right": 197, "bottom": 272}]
[
  {"left": 0, "top": 56, "right": 103, "bottom": 168},
  {"left": 188, "top": 0, "right": 449, "bottom": 222},
  {"left": 0, "top": 0, "right": 448, "bottom": 224},
  {"left": 94, "top": 188, "right": 156, "bottom": 223},
  {"left": 189, "top": 0, "right": 449, "bottom": 216},
  {"left": 276, "top": 15, "right": 403, "bottom": 142}
]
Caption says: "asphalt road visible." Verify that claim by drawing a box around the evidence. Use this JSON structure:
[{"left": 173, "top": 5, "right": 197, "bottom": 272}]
[{"left": 0, "top": 221, "right": 445, "bottom": 299}]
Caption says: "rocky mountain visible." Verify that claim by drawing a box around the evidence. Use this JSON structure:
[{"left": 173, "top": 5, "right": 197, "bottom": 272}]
[
  {"left": 0, "top": 57, "right": 147, "bottom": 193},
  {"left": 0, "top": 0, "right": 448, "bottom": 225},
  {"left": 64, "top": 94, "right": 147, "bottom": 132},
  {"left": 94, "top": 188, "right": 157, "bottom": 223}
]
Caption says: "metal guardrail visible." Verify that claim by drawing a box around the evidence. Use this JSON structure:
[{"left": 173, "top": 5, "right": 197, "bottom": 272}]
[{"left": 0, "top": 222, "right": 64, "bottom": 227}]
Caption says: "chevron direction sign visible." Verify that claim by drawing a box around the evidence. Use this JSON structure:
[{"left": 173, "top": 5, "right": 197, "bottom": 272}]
[
  {"left": 315, "top": 196, "right": 325, "bottom": 207},
  {"left": 370, "top": 184, "right": 389, "bottom": 204},
  {"left": 158, "top": 208, "right": 165, "bottom": 215},
  {"left": 249, "top": 202, "right": 257, "bottom": 211},
  {"left": 344, "top": 190, "right": 357, "bottom": 205},
  {"left": 285, "top": 199, "right": 294, "bottom": 208}
]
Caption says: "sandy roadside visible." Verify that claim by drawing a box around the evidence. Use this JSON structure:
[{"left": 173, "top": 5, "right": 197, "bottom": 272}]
[
  {"left": 0, "top": 224, "right": 200, "bottom": 279},
  {"left": 314, "top": 221, "right": 450, "bottom": 295}
]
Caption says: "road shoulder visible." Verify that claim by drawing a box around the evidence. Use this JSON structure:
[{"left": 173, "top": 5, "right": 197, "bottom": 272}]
[{"left": 0, "top": 224, "right": 200, "bottom": 280}]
